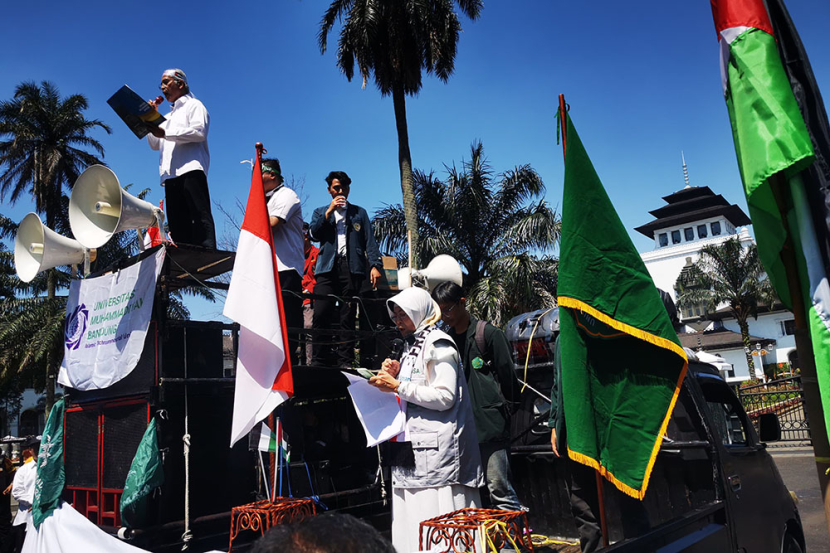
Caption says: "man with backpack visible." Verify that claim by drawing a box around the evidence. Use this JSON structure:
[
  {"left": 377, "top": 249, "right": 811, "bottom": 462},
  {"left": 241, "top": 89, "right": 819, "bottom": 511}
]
[{"left": 432, "top": 282, "right": 523, "bottom": 511}]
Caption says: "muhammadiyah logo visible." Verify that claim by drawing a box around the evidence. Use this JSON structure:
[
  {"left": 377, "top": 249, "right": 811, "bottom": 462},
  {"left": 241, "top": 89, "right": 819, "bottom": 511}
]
[{"left": 65, "top": 303, "right": 89, "bottom": 350}]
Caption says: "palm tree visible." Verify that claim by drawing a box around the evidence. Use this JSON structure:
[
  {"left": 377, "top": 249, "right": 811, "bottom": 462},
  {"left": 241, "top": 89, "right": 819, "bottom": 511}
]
[
  {"left": 373, "top": 141, "right": 560, "bottom": 326},
  {"left": 675, "top": 238, "right": 775, "bottom": 378},
  {"left": 318, "top": 0, "right": 482, "bottom": 266},
  {"left": 0, "top": 82, "right": 110, "bottom": 415},
  {"left": 0, "top": 81, "right": 110, "bottom": 232}
]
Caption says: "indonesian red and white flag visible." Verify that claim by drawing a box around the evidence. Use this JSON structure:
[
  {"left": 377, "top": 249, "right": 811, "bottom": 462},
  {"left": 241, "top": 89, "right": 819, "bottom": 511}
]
[{"left": 224, "top": 150, "right": 293, "bottom": 446}]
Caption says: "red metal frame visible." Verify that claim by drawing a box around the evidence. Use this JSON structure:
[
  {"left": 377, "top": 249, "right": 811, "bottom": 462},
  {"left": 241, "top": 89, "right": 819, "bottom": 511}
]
[{"left": 64, "top": 322, "right": 159, "bottom": 525}]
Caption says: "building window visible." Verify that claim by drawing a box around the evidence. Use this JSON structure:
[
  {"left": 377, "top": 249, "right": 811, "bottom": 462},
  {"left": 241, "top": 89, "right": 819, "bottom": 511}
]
[
  {"left": 671, "top": 230, "right": 681, "bottom": 244},
  {"left": 659, "top": 233, "right": 668, "bottom": 247},
  {"left": 684, "top": 228, "right": 694, "bottom": 241},
  {"left": 697, "top": 224, "right": 708, "bottom": 238},
  {"left": 711, "top": 221, "right": 721, "bottom": 236},
  {"left": 781, "top": 319, "right": 796, "bottom": 336}
]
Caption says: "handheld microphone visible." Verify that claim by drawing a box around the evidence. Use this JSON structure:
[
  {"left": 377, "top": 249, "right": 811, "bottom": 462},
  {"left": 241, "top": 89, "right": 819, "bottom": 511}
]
[{"left": 389, "top": 338, "right": 406, "bottom": 361}]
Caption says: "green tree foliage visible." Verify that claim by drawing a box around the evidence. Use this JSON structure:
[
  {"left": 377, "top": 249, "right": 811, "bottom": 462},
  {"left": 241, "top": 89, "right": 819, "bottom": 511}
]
[
  {"left": 0, "top": 82, "right": 110, "bottom": 416},
  {"left": 675, "top": 238, "right": 775, "bottom": 377},
  {"left": 373, "top": 141, "right": 560, "bottom": 326},
  {"left": 0, "top": 81, "right": 110, "bottom": 232},
  {"left": 318, "top": 0, "right": 482, "bottom": 266}
]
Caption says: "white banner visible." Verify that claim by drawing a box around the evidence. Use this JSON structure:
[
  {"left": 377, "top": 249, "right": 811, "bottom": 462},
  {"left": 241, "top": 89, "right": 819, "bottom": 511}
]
[
  {"left": 22, "top": 502, "right": 150, "bottom": 553},
  {"left": 58, "top": 248, "right": 165, "bottom": 391}
]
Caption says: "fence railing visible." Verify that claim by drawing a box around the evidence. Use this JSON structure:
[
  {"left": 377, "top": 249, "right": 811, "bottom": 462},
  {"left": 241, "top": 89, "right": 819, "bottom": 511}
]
[{"left": 737, "top": 376, "right": 810, "bottom": 443}]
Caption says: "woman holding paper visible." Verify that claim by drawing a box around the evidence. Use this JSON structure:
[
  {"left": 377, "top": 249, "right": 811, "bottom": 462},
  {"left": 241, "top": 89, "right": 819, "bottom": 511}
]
[{"left": 369, "top": 287, "right": 483, "bottom": 553}]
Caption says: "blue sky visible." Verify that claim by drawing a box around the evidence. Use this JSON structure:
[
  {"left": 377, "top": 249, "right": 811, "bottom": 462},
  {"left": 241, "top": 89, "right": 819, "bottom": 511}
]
[{"left": 3, "top": 0, "right": 830, "bottom": 320}]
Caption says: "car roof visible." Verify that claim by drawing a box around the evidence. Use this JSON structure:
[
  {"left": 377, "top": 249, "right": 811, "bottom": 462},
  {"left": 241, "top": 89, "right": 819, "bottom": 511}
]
[{"left": 688, "top": 361, "right": 721, "bottom": 378}]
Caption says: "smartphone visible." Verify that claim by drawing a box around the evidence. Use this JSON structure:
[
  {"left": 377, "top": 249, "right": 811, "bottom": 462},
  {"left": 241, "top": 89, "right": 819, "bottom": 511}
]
[{"left": 355, "top": 368, "right": 378, "bottom": 379}]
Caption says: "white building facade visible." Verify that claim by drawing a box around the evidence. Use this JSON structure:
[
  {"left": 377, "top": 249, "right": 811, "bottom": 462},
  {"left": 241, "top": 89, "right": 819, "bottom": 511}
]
[{"left": 635, "top": 185, "right": 796, "bottom": 381}]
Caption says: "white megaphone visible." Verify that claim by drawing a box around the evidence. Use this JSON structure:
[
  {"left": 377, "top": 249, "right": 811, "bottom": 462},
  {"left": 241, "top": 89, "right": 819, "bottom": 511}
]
[
  {"left": 398, "top": 254, "right": 463, "bottom": 292},
  {"left": 14, "top": 213, "right": 87, "bottom": 283},
  {"left": 69, "top": 165, "right": 164, "bottom": 249}
]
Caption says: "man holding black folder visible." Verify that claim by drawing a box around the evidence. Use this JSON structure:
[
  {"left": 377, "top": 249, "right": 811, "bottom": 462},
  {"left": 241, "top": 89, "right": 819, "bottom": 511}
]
[{"left": 146, "top": 68, "right": 216, "bottom": 249}]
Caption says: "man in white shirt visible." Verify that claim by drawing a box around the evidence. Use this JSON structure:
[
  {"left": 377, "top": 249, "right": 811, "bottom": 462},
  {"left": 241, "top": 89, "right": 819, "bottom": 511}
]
[
  {"left": 263, "top": 158, "right": 304, "bottom": 365},
  {"left": 11, "top": 438, "right": 37, "bottom": 550},
  {"left": 147, "top": 69, "right": 216, "bottom": 249}
]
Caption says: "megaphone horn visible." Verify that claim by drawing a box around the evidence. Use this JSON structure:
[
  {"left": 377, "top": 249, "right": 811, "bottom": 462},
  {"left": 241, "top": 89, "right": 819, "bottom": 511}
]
[
  {"left": 14, "top": 213, "right": 86, "bottom": 283},
  {"left": 398, "top": 254, "right": 463, "bottom": 292},
  {"left": 69, "top": 165, "right": 163, "bottom": 249}
]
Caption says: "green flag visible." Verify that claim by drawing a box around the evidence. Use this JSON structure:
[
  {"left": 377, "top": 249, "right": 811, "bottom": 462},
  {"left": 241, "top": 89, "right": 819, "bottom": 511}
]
[
  {"left": 32, "top": 398, "right": 65, "bottom": 528},
  {"left": 711, "top": 0, "right": 830, "bottom": 443},
  {"left": 120, "top": 419, "right": 164, "bottom": 528},
  {"left": 557, "top": 111, "right": 688, "bottom": 500}
]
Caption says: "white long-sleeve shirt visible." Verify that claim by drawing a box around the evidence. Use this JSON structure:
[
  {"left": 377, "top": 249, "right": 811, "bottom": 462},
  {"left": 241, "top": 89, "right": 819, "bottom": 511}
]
[
  {"left": 147, "top": 93, "right": 210, "bottom": 184},
  {"left": 12, "top": 458, "right": 36, "bottom": 526},
  {"left": 396, "top": 341, "right": 458, "bottom": 411}
]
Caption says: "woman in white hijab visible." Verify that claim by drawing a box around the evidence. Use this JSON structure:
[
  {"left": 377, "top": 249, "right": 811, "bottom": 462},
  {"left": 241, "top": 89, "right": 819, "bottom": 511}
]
[{"left": 369, "top": 287, "right": 483, "bottom": 553}]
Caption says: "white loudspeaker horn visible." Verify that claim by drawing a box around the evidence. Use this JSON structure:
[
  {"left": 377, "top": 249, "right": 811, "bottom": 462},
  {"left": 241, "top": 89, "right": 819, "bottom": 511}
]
[
  {"left": 14, "top": 213, "right": 86, "bottom": 283},
  {"left": 69, "top": 165, "right": 163, "bottom": 249},
  {"left": 398, "top": 254, "right": 463, "bottom": 292}
]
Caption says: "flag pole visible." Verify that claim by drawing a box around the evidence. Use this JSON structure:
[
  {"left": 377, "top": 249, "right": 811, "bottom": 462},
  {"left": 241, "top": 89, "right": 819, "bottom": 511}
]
[
  {"left": 255, "top": 140, "right": 280, "bottom": 504},
  {"left": 258, "top": 451, "right": 271, "bottom": 500},
  {"left": 770, "top": 173, "right": 830, "bottom": 532},
  {"left": 269, "top": 412, "right": 276, "bottom": 502},
  {"left": 558, "top": 94, "right": 610, "bottom": 548}
]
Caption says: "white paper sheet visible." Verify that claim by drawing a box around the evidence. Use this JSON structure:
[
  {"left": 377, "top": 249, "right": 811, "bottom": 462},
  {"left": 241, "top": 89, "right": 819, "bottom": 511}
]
[{"left": 342, "top": 372, "right": 406, "bottom": 447}]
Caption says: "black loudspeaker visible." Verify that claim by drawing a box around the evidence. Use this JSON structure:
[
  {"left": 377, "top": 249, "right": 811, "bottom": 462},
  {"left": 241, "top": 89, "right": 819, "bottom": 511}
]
[
  {"left": 64, "top": 401, "right": 150, "bottom": 527},
  {"left": 160, "top": 320, "right": 227, "bottom": 380},
  {"left": 154, "top": 381, "right": 256, "bottom": 525}
]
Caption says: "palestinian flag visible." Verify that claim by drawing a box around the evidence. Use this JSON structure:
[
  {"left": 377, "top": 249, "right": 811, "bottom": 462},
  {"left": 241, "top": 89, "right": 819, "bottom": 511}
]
[
  {"left": 711, "top": 0, "right": 830, "bottom": 441},
  {"left": 557, "top": 111, "right": 688, "bottom": 500},
  {"left": 250, "top": 421, "right": 290, "bottom": 461}
]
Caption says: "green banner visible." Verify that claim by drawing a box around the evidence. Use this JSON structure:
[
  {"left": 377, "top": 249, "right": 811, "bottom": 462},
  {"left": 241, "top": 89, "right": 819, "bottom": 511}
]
[
  {"left": 120, "top": 419, "right": 164, "bottom": 528},
  {"left": 32, "top": 398, "right": 65, "bottom": 528}
]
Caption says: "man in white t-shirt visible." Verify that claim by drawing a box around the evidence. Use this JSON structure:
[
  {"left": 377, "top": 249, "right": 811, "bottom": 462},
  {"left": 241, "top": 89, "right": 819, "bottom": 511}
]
[
  {"left": 146, "top": 68, "right": 216, "bottom": 248},
  {"left": 263, "top": 158, "right": 304, "bottom": 364}
]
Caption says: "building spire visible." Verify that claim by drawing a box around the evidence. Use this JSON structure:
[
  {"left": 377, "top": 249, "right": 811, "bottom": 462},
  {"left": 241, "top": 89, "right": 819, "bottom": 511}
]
[{"left": 681, "top": 151, "right": 691, "bottom": 188}]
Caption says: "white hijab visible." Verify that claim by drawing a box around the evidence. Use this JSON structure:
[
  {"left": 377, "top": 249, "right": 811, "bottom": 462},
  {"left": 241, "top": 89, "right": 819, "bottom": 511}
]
[{"left": 386, "top": 287, "right": 442, "bottom": 332}]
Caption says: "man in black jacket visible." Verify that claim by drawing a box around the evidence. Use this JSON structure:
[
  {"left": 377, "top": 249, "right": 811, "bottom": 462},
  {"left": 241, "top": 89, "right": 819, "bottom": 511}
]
[
  {"left": 309, "top": 171, "right": 382, "bottom": 368},
  {"left": 432, "top": 281, "right": 522, "bottom": 511}
]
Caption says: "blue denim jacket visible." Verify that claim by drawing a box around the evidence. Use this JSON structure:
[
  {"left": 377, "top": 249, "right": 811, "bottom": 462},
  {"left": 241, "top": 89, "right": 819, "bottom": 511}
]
[{"left": 309, "top": 203, "right": 382, "bottom": 276}]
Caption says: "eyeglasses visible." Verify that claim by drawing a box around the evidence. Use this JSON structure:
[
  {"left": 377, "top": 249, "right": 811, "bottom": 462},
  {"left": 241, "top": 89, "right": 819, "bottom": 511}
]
[{"left": 441, "top": 302, "right": 460, "bottom": 318}]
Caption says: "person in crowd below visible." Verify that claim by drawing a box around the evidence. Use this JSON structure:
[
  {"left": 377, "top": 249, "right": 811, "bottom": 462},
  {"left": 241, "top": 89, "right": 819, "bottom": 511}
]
[
  {"left": 309, "top": 171, "right": 382, "bottom": 368},
  {"left": 432, "top": 281, "right": 523, "bottom": 512},
  {"left": 11, "top": 438, "right": 38, "bottom": 553},
  {"left": 252, "top": 512, "right": 395, "bottom": 553},
  {"left": 146, "top": 68, "right": 216, "bottom": 248},
  {"left": 0, "top": 454, "right": 15, "bottom": 553},
  {"left": 369, "top": 287, "right": 483, "bottom": 553},
  {"left": 302, "top": 222, "right": 319, "bottom": 365},
  {"left": 262, "top": 158, "right": 304, "bottom": 364}
]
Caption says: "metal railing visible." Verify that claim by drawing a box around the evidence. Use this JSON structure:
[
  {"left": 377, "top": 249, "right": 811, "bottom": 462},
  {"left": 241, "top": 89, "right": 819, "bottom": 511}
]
[{"left": 737, "top": 376, "right": 810, "bottom": 443}]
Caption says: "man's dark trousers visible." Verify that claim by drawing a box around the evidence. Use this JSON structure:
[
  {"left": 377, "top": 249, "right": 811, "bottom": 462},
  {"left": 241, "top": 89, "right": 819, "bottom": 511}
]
[
  {"left": 312, "top": 257, "right": 363, "bottom": 367},
  {"left": 279, "top": 270, "right": 303, "bottom": 366},
  {"left": 164, "top": 170, "right": 216, "bottom": 249}
]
